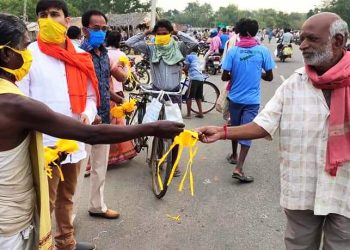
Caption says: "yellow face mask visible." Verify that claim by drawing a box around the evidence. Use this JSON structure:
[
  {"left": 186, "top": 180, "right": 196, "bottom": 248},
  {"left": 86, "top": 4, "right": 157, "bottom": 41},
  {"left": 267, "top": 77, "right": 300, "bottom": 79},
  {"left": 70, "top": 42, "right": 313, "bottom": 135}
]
[
  {"left": 154, "top": 34, "right": 172, "bottom": 46},
  {"left": 38, "top": 18, "right": 67, "bottom": 44},
  {"left": 0, "top": 45, "right": 32, "bottom": 81}
]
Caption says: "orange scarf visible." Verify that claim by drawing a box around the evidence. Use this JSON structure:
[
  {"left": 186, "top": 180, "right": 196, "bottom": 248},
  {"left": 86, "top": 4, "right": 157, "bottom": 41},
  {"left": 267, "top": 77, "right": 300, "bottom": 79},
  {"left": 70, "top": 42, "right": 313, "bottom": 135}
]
[{"left": 37, "top": 37, "right": 100, "bottom": 113}]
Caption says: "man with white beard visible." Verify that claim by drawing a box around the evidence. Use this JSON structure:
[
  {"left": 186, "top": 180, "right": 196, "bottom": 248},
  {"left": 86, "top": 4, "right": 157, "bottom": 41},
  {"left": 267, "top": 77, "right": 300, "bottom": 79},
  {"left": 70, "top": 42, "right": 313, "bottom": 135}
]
[{"left": 197, "top": 12, "right": 350, "bottom": 249}]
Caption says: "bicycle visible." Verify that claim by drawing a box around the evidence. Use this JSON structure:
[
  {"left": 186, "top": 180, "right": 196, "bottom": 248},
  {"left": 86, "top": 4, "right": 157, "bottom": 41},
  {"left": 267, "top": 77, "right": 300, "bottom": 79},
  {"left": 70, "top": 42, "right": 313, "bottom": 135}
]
[
  {"left": 180, "top": 75, "right": 220, "bottom": 114},
  {"left": 127, "top": 85, "right": 182, "bottom": 199},
  {"left": 124, "top": 57, "right": 151, "bottom": 92}
]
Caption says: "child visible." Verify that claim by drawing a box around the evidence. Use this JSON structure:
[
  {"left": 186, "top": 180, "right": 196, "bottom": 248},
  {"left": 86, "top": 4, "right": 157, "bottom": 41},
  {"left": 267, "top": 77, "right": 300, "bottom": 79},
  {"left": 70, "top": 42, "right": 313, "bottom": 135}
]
[{"left": 184, "top": 45, "right": 205, "bottom": 119}]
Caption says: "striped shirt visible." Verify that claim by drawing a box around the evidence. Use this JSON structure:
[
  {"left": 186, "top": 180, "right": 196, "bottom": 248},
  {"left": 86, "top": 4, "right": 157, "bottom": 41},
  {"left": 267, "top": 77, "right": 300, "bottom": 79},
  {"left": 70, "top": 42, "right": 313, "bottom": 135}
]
[{"left": 254, "top": 67, "right": 350, "bottom": 218}]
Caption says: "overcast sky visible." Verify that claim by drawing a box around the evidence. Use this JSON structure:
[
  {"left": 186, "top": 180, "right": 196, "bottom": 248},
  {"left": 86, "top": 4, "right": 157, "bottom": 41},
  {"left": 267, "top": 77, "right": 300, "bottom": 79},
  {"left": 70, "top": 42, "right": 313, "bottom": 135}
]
[{"left": 156, "top": 0, "right": 323, "bottom": 13}]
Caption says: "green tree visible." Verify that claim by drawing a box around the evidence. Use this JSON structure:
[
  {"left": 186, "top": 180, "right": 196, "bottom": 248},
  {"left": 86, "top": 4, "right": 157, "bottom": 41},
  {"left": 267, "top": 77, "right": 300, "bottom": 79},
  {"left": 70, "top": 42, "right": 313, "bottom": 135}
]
[
  {"left": 321, "top": 0, "right": 350, "bottom": 25},
  {"left": 214, "top": 4, "right": 240, "bottom": 26}
]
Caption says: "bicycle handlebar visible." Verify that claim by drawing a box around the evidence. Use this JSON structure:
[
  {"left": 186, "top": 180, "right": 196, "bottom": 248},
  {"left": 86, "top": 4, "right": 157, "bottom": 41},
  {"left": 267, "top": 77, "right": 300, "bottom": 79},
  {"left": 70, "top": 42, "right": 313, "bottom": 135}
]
[{"left": 139, "top": 85, "right": 182, "bottom": 96}]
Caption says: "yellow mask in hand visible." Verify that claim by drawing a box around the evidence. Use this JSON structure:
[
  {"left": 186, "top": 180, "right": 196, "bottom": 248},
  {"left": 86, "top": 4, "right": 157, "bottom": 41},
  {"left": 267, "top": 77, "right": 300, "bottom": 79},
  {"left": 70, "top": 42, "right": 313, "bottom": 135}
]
[
  {"left": 0, "top": 45, "right": 32, "bottom": 81},
  {"left": 157, "top": 130, "right": 199, "bottom": 196},
  {"left": 38, "top": 18, "right": 67, "bottom": 44},
  {"left": 154, "top": 34, "right": 171, "bottom": 46}
]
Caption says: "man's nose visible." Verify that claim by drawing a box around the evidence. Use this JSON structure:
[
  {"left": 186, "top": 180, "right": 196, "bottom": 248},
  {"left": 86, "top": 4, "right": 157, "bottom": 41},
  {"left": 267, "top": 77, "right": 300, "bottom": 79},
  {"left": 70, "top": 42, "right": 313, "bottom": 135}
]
[{"left": 299, "top": 40, "right": 309, "bottom": 51}]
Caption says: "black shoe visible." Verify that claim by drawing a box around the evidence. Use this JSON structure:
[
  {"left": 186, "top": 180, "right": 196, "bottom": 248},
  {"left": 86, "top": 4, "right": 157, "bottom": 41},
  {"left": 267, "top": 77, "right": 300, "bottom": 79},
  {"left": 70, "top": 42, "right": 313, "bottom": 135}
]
[{"left": 76, "top": 242, "right": 96, "bottom": 250}]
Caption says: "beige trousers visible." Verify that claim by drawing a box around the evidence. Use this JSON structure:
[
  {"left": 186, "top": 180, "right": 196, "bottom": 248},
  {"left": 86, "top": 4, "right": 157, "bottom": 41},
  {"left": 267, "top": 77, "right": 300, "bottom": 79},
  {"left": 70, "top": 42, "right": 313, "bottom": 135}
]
[
  {"left": 73, "top": 144, "right": 110, "bottom": 216},
  {"left": 284, "top": 209, "right": 350, "bottom": 250}
]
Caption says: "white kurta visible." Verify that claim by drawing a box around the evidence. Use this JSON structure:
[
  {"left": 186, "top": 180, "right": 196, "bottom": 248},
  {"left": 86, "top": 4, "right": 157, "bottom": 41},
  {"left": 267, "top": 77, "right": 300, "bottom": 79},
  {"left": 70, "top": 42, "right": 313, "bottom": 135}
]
[{"left": 18, "top": 42, "right": 97, "bottom": 164}]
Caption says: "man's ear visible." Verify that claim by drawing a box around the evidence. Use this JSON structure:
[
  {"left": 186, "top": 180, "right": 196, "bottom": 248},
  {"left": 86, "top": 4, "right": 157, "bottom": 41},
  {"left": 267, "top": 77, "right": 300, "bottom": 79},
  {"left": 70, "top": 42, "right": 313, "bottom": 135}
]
[
  {"left": 0, "top": 48, "right": 11, "bottom": 65},
  {"left": 333, "top": 33, "right": 345, "bottom": 48},
  {"left": 82, "top": 27, "right": 89, "bottom": 38},
  {"left": 64, "top": 17, "right": 71, "bottom": 28}
]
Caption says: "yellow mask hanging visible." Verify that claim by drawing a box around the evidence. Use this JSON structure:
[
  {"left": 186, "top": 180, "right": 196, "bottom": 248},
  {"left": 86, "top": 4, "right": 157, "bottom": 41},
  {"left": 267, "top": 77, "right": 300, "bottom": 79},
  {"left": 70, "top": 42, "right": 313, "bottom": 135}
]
[
  {"left": 157, "top": 130, "right": 199, "bottom": 196},
  {"left": 0, "top": 45, "right": 32, "bottom": 81},
  {"left": 38, "top": 18, "right": 67, "bottom": 44},
  {"left": 154, "top": 34, "right": 172, "bottom": 46}
]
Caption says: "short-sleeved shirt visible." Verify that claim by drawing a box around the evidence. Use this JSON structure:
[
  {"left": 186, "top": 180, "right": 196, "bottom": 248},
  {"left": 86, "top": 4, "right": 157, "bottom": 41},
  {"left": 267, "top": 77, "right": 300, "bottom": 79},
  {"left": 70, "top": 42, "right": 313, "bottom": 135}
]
[
  {"left": 220, "top": 34, "right": 230, "bottom": 50},
  {"left": 222, "top": 45, "right": 275, "bottom": 105},
  {"left": 254, "top": 67, "right": 350, "bottom": 219},
  {"left": 184, "top": 52, "right": 204, "bottom": 81},
  {"left": 282, "top": 32, "right": 293, "bottom": 45}
]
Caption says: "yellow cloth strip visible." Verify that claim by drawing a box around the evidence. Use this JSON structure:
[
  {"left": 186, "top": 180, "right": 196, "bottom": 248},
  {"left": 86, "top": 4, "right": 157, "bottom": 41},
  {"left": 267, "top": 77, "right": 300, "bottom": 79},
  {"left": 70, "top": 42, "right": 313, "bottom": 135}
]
[
  {"left": 157, "top": 130, "right": 199, "bottom": 195},
  {"left": 0, "top": 79, "right": 53, "bottom": 249}
]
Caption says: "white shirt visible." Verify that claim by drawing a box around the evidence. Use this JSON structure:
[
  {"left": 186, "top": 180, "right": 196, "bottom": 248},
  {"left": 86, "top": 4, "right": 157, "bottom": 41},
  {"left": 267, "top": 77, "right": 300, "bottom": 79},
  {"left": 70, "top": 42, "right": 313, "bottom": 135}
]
[
  {"left": 18, "top": 42, "right": 97, "bottom": 164},
  {"left": 254, "top": 67, "right": 350, "bottom": 219}
]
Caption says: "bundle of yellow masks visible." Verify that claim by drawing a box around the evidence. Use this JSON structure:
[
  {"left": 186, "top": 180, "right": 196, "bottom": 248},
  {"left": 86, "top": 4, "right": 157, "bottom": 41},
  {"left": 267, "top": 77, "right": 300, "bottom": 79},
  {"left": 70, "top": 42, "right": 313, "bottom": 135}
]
[
  {"left": 44, "top": 139, "right": 79, "bottom": 181},
  {"left": 111, "top": 99, "right": 137, "bottom": 119},
  {"left": 157, "top": 130, "right": 199, "bottom": 196}
]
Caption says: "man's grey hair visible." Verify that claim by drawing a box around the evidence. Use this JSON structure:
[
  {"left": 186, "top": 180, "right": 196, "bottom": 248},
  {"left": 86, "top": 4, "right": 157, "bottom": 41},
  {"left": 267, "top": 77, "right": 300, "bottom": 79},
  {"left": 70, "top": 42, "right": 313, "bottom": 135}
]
[{"left": 330, "top": 19, "right": 349, "bottom": 46}]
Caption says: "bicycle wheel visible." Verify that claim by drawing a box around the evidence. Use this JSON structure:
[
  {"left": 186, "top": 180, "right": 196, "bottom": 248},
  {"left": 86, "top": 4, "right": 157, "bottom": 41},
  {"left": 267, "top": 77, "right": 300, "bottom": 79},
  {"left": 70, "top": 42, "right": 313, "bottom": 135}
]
[
  {"left": 135, "top": 66, "right": 150, "bottom": 85},
  {"left": 150, "top": 109, "right": 173, "bottom": 199},
  {"left": 128, "top": 103, "right": 147, "bottom": 153},
  {"left": 124, "top": 77, "right": 136, "bottom": 91},
  {"left": 191, "top": 81, "right": 220, "bottom": 114}
]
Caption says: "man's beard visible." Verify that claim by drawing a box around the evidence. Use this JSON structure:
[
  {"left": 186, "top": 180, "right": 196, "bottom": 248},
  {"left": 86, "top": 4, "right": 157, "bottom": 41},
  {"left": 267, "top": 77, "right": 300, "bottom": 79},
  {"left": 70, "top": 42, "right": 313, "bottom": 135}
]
[{"left": 303, "top": 41, "right": 334, "bottom": 66}]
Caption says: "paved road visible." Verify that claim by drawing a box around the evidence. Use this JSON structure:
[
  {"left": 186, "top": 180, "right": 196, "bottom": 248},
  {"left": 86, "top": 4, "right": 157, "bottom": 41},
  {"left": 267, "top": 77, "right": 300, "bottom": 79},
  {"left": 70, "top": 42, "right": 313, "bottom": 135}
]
[{"left": 75, "top": 39, "right": 304, "bottom": 250}]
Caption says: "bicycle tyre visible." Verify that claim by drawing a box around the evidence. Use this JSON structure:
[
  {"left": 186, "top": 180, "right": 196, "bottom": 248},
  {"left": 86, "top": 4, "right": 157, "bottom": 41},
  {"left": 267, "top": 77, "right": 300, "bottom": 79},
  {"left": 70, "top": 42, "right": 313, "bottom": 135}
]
[
  {"left": 191, "top": 81, "right": 220, "bottom": 114},
  {"left": 149, "top": 109, "right": 173, "bottom": 199},
  {"left": 124, "top": 75, "right": 137, "bottom": 91},
  {"left": 135, "top": 66, "right": 150, "bottom": 85},
  {"left": 128, "top": 103, "right": 146, "bottom": 153}
]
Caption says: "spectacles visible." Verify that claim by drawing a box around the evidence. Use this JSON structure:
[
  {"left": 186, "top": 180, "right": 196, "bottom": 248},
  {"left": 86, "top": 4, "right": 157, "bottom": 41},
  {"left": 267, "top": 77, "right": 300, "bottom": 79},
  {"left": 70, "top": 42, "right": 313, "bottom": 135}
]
[{"left": 88, "top": 26, "right": 108, "bottom": 32}]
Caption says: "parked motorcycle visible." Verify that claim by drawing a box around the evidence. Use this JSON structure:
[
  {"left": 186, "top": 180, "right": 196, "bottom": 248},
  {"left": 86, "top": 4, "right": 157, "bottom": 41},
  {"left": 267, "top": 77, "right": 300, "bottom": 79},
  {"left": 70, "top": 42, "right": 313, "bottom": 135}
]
[{"left": 206, "top": 53, "right": 221, "bottom": 75}]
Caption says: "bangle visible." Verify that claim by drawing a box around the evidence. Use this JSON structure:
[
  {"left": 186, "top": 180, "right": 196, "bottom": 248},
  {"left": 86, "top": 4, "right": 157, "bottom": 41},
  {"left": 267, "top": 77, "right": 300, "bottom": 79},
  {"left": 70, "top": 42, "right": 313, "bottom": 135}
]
[{"left": 223, "top": 124, "right": 228, "bottom": 140}]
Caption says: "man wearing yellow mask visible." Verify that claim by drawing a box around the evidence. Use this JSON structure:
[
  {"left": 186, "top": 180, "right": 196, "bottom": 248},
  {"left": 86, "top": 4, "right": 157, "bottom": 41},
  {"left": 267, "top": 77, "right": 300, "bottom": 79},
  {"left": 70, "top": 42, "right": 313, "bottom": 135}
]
[
  {"left": 126, "top": 20, "right": 198, "bottom": 176},
  {"left": 0, "top": 13, "right": 184, "bottom": 250},
  {"left": 126, "top": 19, "right": 198, "bottom": 93},
  {"left": 18, "top": 0, "right": 100, "bottom": 249}
]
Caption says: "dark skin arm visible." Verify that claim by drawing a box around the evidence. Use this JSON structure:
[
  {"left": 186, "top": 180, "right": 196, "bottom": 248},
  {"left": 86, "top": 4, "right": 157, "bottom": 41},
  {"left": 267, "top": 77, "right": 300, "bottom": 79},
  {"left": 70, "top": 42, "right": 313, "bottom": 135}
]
[
  {"left": 2, "top": 94, "right": 184, "bottom": 150},
  {"left": 221, "top": 69, "right": 274, "bottom": 82}
]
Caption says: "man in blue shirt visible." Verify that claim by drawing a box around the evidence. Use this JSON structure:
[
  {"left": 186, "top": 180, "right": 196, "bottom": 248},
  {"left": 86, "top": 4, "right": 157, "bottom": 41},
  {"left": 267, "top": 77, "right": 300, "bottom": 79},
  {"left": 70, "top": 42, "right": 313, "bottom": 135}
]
[
  {"left": 219, "top": 27, "right": 230, "bottom": 55},
  {"left": 81, "top": 10, "right": 127, "bottom": 222},
  {"left": 222, "top": 18, "right": 275, "bottom": 183}
]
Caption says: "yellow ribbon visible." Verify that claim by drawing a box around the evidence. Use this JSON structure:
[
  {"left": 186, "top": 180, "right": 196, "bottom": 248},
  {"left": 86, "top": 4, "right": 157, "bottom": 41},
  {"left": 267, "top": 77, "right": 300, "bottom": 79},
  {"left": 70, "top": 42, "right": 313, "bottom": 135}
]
[
  {"left": 157, "top": 130, "right": 199, "bottom": 196},
  {"left": 44, "top": 139, "right": 79, "bottom": 181}
]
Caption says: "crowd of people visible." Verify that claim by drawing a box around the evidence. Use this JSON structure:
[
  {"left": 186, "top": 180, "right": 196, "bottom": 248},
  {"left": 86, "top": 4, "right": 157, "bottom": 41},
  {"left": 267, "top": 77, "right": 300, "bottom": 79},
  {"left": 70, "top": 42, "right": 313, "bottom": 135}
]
[{"left": 0, "top": 0, "right": 350, "bottom": 249}]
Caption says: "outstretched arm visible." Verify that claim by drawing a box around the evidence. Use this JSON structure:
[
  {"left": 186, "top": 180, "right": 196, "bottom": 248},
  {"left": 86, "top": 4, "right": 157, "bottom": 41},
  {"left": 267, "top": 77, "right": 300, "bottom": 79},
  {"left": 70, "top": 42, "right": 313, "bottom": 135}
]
[
  {"left": 197, "top": 123, "right": 268, "bottom": 144},
  {"left": 12, "top": 95, "right": 184, "bottom": 145}
]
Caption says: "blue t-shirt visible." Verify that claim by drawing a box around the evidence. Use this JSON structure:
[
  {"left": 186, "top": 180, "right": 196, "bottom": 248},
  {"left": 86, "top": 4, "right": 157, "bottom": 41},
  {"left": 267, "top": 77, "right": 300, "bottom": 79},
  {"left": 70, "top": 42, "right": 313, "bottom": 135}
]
[
  {"left": 184, "top": 52, "right": 204, "bottom": 81},
  {"left": 222, "top": 45, "right": 275, "bottom": 105},
  {"left": 220, "top": 34, "right": 230, "bottom": 50}
]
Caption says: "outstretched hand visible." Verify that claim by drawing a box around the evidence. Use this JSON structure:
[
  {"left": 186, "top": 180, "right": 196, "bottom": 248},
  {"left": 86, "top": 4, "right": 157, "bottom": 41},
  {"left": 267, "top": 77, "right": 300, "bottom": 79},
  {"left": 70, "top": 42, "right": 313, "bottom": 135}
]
[
  {"left": 196, "top": 126, "right": 224, "bottom": 144},
  {"left": 154, "top": 121, "right": 185, "bottom": 139}
]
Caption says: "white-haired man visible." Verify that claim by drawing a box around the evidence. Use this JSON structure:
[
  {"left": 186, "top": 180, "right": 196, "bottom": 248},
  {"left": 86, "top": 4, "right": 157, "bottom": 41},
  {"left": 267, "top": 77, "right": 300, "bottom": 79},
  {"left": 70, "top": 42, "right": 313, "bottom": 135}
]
[{"left": 197, "top": 12, "right": 350, "bottom": 249}]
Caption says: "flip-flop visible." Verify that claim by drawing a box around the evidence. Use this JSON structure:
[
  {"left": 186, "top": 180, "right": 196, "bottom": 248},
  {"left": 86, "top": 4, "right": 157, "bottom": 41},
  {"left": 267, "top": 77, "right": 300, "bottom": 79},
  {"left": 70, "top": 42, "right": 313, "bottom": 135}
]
[
  {"left": 226, "top": 154, "right": 237, "bottom": 164},
  {"left": 232, "top": 172, "right": 254, "bottom": 183}
]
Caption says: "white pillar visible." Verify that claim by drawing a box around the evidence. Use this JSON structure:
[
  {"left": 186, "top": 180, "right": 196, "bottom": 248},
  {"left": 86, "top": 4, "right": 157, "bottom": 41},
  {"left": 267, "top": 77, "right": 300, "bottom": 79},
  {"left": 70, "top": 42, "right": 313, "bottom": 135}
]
[{"left": 151, "top": 0, "right": 157, "bottom": 28}]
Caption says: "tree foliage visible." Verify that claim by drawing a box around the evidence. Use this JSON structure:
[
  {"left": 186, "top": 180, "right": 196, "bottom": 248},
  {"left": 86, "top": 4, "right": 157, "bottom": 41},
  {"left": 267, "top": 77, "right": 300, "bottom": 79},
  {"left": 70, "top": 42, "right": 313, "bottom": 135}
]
[
  {"left": 0, "top": 0, "right": 151, "bottom": 21},
  {"left": 162, "top": 2, "right": 306, "bottom": 29}
]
